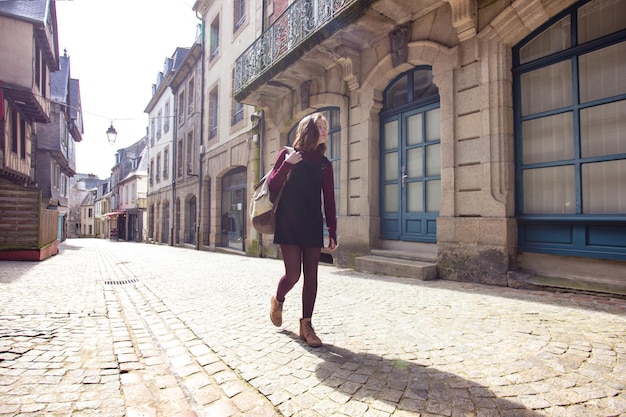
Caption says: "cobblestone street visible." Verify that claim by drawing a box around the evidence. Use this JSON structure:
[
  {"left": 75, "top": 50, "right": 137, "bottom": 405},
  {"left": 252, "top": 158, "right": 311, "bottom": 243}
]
[{"left": 1, "top": 239, "right": 625, "bottom": 416}]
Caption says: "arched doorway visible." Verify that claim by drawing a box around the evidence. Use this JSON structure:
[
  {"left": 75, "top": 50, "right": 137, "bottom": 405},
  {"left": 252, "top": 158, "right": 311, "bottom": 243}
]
[
  {"left": 221, "top": 167, "right": 246, "bottom": 251},
  {"left": 186, "top": 195, "right": 197, "bottom": 245},
  {"left": 380, "top": 66, "right": 441, "bottom": 242},
  {"left": 162, "top": 201, "right": 170, "bottom": 244}
]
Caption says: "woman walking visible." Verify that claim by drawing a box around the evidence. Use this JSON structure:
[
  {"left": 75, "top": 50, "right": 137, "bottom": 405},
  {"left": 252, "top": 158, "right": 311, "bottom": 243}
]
[{"left": 267, "top": 113, "right": 337, "bottom": 347}]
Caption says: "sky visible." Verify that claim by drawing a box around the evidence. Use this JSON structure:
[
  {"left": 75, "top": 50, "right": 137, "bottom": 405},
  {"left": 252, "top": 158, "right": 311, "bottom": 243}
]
[{"left": 55, "top": 0, "right": 200, "bottom": 179}]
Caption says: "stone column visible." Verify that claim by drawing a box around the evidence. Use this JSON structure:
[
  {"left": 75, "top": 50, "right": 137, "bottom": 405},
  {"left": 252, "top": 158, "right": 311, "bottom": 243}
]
[{"left": 437, "top": 37, "right": 516, "bottom": 286}]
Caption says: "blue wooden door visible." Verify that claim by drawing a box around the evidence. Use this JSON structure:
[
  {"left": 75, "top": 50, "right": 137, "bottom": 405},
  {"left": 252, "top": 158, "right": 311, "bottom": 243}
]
[{"left": 381, "top": 105, "right": 441, "bottom": 242}]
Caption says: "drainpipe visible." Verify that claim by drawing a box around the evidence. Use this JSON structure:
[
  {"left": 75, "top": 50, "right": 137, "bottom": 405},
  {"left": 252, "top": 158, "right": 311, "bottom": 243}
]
[
  {"left": 257, "top": 110, "right": 265, "bottom": 257},
  {"left": 196, "top": 18, "right": 205, "bottom": 251},
  {"left": 170, "top": 75, "right": 178, "bottom": 246}
]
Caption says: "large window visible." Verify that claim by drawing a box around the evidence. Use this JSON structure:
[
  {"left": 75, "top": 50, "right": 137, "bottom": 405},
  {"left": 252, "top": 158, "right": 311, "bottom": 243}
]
[
  {"left": 210, "top": 16, "right": 220, "bottom": 61},
  {"left": 209, "top": 87, "right": 219, "bottom": 139},
  {"left": 234, "top": 0, "right": 246, "bottom": 32},
  {"left": 514, "top": 0, "right": 626, "bottom": 260}
]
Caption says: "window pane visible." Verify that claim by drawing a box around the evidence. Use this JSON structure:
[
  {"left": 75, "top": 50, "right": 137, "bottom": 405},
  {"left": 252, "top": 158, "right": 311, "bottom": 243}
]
[
  {"left": 329, "top": 109, "right": 340, "bottom": 128},
  {"left": 406, "top": 113, "right": 423, "bottom": 145},
  {"left": 407, "top": 182, "right": 423, "bottom": 212},
  {"left": 583, "top": 160, "right": 626, "bottom": 214},
  {"left": 413, "top": 69, "right": 438, "bottom": 101},
  {"left": 426, "top": 143, "right": 441, "bottom": 177},
  {"left": 522, "top": 112, "right": 574, "bottom": 164},
  {"left": 386, "top": 76, "right": 408, "bottom": 109},
  {"left": 521, "top": 60, "right": 572, "bottom": 115},
  {"left": 329, "top": 131, "right": 340, "bottom": 159},
  {"left": 384, "top": 152, "right": 398, "bottom": 181},
  {"left": 426, "top": 180, "right": 441, "bottom": 212},
  {"left": 384, "top": 120, "right": 398, "bottom": 150},
  {"left": 581, "top": 100, "right": 626, "bottom": 158},
  {"left": 523, "top": 166, "right": 575, "bottom": 214},
  {"left": 578, "top": 0, "right": 626, "bottom": 44},
  {"left": 384, "top": 184, "right": 399, "bottom": 212},
  {"left": 426, "top": 108, "right": 440, "bottom": 141},
  {"left": 579, "top": 41, "right": 626, "bottom": 103},
  {"left": 519, "top": 16, "right": 571, "bottom": 64},
  {"left": 407, "top": 147, "right": 423, "bottom": 178}
]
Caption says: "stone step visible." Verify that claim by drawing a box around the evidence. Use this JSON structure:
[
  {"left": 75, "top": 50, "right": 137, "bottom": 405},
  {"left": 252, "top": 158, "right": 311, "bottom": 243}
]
[
  {"left": 355, "top": 255, "right": 437, "bottom": 280},
  {"left": 508, "top": 270, "right": 626, "bottom": 298}
]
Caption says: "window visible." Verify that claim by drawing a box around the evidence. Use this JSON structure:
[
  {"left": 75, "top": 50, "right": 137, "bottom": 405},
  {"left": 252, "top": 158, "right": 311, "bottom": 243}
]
[
  {"left": 156, "top": 154, "right": 161, "bottom": 183},
  {"left": 52, "top": 163, "right": 60, "bottom": 189},
  {"left": 514, "top": 0, "right": 626, "bottom": 260},
  {"left": 163, "top": 147, "right": 169, "bottom": 179},
  {"left": 61, "top": 174, "right": 67, "bottom": 196},
  {"left": 157, "top": 110, "right": 162, "bottom": 139},
  {"left": 150, "top": 118, "right": 155, "bottom": 145},
  {"left": 20, "top": 118, "right": 26, "bottom": 159},
  {"left": 164, "top": 101, "right": 170, "bottom": 133},
  {"left": 10, "top": 109, "right": 18, "bottom": 154},
  {"left": 209, "top": 87, "right": 219, "bottom": 139},
  {"left": 178, "top": 91, "right": 185, "bottom": 125},
  {"left": 234, "top": 0, "right": 246, "bottom": 32},
  {"left": 186, "top": 131, "right": 195, "bottom": 175},
  {"left": 177, "top": 139, "right": 184, "bottom": 177},
  {"left": 188, "top": 78, "right": 195, "bottom": 115},
  {"left": 210, "top": 16, "right": 220, "bottom": 61},
  {"left": 231, "top": 70, "right": 244, "bottom": 125},
  {"left": 150, "top": 159, "right": 154, "bottom": 186}
]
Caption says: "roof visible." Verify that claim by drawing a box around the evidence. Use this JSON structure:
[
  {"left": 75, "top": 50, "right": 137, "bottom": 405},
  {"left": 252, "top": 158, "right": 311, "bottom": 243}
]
[
  {"left": 51, "top": 53, "right": 70, "bottom": 102},
  {"left": 0, "top": 0, "right": 48, "bottom": 23},
  {"left": 118, "top": 136, "right": 148, "bottom": 181},
  {"left": 0, "top": 0, "right": 59, "bottom": 69},
  {"left": 144, "top": 47, "right": 191, "bottom": 112}
]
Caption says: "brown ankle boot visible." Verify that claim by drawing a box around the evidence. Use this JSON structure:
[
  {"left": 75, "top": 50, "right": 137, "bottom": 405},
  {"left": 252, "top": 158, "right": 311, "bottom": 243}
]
[
  {"left": 299, "top": 318, "right": 322, "bottom": 347},
  {"left": 270, "top": 296, "right": 283, "bottom": 327}
]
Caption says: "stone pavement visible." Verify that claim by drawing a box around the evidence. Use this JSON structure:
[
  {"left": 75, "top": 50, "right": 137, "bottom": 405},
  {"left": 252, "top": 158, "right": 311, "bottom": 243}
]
[{"left": 0, "top": 239, "right": 625, "bottom": 417}]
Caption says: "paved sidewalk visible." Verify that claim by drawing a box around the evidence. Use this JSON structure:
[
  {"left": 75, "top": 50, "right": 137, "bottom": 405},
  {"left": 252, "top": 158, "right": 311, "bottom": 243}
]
[{"left": 1, "top": 239, "right": 626, "bottom": 416}]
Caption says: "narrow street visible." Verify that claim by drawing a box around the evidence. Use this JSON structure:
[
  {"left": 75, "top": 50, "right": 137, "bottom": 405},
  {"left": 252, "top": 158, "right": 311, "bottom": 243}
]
[{"left": 1, "top": 239, "right": 625, "bottom": 416}]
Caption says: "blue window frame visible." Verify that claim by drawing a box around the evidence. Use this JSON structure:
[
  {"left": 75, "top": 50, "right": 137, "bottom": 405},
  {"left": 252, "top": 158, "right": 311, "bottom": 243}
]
[{"left": 513, "top": 0, "right": 626, "bottom": 260}]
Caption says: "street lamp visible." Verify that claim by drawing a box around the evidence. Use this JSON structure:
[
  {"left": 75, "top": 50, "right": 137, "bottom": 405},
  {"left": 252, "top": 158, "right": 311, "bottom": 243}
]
[{"left": 106, "top": 123, "right": 117, "bottom": 144}]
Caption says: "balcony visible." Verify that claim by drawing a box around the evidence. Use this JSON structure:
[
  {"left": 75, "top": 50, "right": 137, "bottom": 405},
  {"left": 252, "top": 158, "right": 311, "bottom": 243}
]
[
  {"left": 0, "top": 81, "right": 50, "bottom": 123},
  {"left": 233, "top": 0, "right": 375, "bottom": 102}
]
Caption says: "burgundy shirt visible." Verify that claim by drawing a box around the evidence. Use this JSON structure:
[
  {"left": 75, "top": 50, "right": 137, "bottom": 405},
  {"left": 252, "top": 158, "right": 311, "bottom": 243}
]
[{"left": 268, "top": 147, "right": 337, "bottom": 243}]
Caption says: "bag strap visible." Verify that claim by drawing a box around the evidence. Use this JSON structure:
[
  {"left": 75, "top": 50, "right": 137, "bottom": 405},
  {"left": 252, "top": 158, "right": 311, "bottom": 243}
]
[{"left": 271, "top": 169, "right": 291, "bottom": 214}]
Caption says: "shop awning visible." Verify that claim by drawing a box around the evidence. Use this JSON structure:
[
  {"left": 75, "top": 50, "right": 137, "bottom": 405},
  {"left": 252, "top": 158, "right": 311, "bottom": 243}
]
[{"left": 104, "top": 210, "right": 126, "bottom": 218}]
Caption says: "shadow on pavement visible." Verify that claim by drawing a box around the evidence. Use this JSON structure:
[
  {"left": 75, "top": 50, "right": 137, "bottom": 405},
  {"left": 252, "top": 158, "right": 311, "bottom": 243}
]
[{"left": 280, "top": 329, "right": 542, "bottom": 416}]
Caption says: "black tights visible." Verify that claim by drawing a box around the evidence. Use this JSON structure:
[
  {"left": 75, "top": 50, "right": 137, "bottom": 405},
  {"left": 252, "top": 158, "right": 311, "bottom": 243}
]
[{"left": 276, "top": 244, "right": 321, "bottom": 319}]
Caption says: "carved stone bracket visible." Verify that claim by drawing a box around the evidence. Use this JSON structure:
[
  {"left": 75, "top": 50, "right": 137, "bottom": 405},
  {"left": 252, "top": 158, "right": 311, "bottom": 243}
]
[
  {"left": 389, "top": 22, "right": 412, "bottom": 67},
  {"left": 444, "top": 0, "right": 477, "bottom": 42},
  {"left": 300, "top": 80, "right": 312, "bottom": 110},
  {"left": 333, "top": 46, "right": 360, "bottom": 91}
]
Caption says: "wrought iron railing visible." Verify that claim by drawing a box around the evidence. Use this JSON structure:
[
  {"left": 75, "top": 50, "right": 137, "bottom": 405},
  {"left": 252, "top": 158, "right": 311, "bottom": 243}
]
[{"left": 234, "top": 0, "right": 357, "bottom": 97}]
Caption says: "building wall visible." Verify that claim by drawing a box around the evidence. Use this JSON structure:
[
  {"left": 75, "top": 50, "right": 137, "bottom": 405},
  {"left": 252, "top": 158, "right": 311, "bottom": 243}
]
[
  {"left": 243, "top": 0, "right": 624, "bottom": 287},
  {"left": 196, "top": 0, "right": 257, "bottom": 252},
  {"left": 0, "top": 17, "right": 35, "bottom": 87}
]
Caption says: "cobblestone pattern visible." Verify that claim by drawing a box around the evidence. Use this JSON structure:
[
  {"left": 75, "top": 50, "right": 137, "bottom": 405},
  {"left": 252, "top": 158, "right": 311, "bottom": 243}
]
[
  {"left": 1, "top": 239, "right": 625, "bottom": 417},
  {"left": 0, "top": 241, "right": 278, "bottom": 417}
]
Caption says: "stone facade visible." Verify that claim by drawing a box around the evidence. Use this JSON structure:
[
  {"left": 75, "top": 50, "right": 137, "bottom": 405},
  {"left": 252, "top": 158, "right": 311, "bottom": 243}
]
[{"left": 227, "top": 0, "right": 625, "bottom": 289}]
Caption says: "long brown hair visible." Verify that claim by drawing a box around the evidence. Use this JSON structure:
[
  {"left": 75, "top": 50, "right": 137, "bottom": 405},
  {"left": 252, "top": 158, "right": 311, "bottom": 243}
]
[{"left": 292, "top": 113, "right": 327, "bottom": 154}]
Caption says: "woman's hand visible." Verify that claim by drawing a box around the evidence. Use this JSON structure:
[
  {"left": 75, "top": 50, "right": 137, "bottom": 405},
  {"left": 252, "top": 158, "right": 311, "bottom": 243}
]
[
  {"left": 328, "top": 238, "right": 337, "bottom": 252},
  {"left": 285, "top": 149, "right": 302, "bottom": 165}
]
